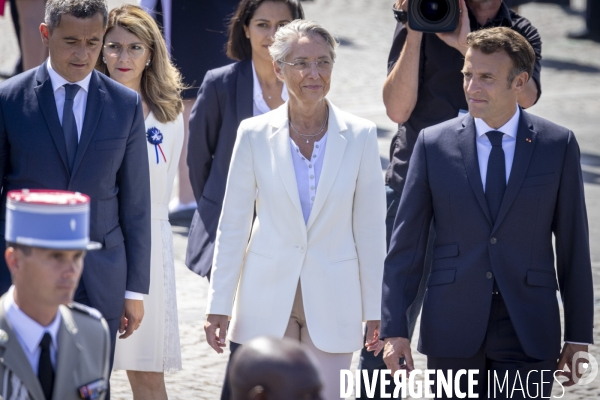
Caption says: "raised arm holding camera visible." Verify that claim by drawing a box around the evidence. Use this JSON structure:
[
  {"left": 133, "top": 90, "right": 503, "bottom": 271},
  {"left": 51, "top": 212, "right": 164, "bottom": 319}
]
[{"left": 384, "top": 0, "right": 542, "bottom": 199}]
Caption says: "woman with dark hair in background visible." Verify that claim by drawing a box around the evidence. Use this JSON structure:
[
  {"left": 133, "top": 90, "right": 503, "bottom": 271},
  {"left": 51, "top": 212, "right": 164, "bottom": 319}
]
[
  {"left": 96, "top": 5, "right": 184, "bottom": 399},
  {"left": 138, "top": 0, "right": 239, "bottom": 224},
  {"left": 185, "top": 0, "right": 304, "bottom": 281}
]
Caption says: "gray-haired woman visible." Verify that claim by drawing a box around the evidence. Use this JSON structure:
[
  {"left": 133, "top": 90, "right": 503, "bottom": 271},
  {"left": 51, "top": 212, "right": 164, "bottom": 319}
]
[{"left": 204, "top": 20, "right": 387, "bottom": 400}]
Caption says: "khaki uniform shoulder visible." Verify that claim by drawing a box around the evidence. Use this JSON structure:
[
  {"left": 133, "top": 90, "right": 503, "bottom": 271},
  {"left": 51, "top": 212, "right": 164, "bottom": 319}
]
[{"left": 67, "top": 302, "right": 104, "bottom": 321}]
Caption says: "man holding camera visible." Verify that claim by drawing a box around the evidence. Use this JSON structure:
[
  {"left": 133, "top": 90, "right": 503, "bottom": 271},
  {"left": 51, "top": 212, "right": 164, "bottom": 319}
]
[{"left": 357, "top": 0, "right": 542, "bottom": 396}]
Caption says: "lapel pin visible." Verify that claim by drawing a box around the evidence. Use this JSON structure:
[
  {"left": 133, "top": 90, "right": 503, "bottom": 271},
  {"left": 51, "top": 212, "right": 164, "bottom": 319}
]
[{"left": 525, "top": 138, "right": 532, "bottom": 143}]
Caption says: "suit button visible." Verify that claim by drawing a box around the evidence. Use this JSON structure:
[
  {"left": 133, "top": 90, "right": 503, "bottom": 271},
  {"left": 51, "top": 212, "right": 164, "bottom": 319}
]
[
  {"left": 490, "top": 237, "right": 497, "bottom": 244},
  {"left": 486, "top": 271, "right": 493, "bottom": 279}
]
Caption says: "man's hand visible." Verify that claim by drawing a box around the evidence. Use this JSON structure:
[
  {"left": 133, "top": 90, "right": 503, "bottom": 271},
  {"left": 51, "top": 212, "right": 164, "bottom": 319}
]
[
  {"left": 383, "top": 337, "right": 414, "bottom": 375},
  {"left": 394, "top": 0, "right": 403, "bottom": 10},
  {"left": 365, "top": 320, "right": 384, "bottom": 356},
  {"left": 556, "top": 343, "right": 589, "bottom": 387},
  {"left": 205, "top": 314, "right": 229, "bottom": 354},
  {"left": 118, "top": 299, "right": 144, "bottom": 339},
  {"left": 436, "top": 0, "right": 470, "bottom": 55}
]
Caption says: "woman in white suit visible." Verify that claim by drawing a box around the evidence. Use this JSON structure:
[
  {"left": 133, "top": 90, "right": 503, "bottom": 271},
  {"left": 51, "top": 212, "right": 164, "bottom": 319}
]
[{"left": 204, "top": 20, "right": 386, "bottom": 400}]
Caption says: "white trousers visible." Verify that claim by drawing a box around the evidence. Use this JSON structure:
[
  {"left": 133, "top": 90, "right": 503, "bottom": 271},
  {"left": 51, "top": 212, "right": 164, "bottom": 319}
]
[{"left": 284, "top": 284, "right": 353, "bottom": 400}]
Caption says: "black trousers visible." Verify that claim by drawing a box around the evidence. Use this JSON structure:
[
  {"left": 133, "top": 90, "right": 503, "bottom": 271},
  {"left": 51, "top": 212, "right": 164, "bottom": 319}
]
[
  {"left": 586, "top": 0, "right": 600, "bottom": 34},
  {"left": 357, "top": 185, "right": 433, "bottom": 398},
  {"left": 427, "top": 294, "right": 557, "bottom": 399},
  {"left": 220, "top": 341, "right": 241, "bottom": 400}
]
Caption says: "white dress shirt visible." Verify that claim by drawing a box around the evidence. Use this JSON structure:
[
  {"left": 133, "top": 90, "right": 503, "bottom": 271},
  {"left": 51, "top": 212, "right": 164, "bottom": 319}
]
[
  {"left": 47, "top": 60, "right": 142, "bottom": 301},
  {"left": 252, "top": 61, "right": 289, "bottom": 116},
  {"left": 289, "top": 132, "right": 328, "bottom": 223},
  {"left": 4, "top": 286, "right": 61, "bottom": 374},
  {"left": 474, "top": 106, "right": 519, "bottom": 188}
]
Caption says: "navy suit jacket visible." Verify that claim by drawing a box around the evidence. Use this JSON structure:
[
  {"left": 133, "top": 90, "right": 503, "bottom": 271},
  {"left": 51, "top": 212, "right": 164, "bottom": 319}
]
[
  {"left": 185, "top": 60, "right": 253, "bottom": 277},
  {"left": 381, "top": 110, "right": 594, "bottom": 361},
  {"left": 0, "top": 65, "right": 151, "bottom": 320}
]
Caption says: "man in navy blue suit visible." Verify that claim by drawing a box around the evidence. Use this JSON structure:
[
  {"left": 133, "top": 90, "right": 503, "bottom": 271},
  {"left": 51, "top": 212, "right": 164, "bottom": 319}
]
[
  {"left": 381, "top": 27, "right": 594, "bottom": 398},
  {"left": 0, "top": 0, "right": 151, "bottom": 374}
]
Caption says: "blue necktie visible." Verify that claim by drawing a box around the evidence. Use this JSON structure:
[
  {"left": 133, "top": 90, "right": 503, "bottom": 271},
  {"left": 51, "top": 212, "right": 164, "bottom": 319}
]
[
  {"left": 485, "top": 131, "right": 506, "bottom": 225},
  {"left": 62, "top": 84, "right": 80, "bottom": 171}
]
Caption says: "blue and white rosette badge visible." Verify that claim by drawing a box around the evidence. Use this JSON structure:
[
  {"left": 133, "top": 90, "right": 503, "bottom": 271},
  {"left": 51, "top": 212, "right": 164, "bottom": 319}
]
[{"left": 146, "top": 127, "right": 167, "bottom": 164}]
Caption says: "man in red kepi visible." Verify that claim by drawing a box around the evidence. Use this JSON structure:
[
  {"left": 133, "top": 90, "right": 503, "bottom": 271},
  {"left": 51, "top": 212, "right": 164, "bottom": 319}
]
[{"left": 0, "top": 189, "right": 110, "bottom": 400}]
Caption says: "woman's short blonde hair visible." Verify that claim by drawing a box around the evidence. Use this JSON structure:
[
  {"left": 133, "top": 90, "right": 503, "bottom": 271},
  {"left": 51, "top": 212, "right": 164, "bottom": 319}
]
[
  {"left": 96, "top": 5, "right": 184, "bottom": 123},
  {"left": 269, "top": 20, "right": 338, "bottom": 65}
]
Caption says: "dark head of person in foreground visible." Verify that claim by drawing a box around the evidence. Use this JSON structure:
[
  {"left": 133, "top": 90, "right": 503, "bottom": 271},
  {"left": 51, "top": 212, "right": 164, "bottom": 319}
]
[{"left": 229, "top": 337, "right": 323, "bottom": 400}]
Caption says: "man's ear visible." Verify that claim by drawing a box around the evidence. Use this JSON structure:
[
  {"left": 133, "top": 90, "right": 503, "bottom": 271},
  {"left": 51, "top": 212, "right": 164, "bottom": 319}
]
[
  {"left": 248, "top": 385, "right": 267, "bottom": 400},
  {"left": 40, "top": 23, "right": 50, "bottom": 47},
  {"left": 5, "top": 247, "right": 18, "bottom": 276}
]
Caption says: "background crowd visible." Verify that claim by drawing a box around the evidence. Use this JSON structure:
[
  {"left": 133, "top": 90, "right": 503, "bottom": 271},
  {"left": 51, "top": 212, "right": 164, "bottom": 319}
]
[{"left": 0, "top": 0, "right": 599, "bottom": 399}]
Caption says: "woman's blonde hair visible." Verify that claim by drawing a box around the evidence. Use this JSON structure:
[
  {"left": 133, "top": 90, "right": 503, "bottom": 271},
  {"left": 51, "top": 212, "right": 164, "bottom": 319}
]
[{"left": 96, "top": 4, "right": 184, "bottom": 123}]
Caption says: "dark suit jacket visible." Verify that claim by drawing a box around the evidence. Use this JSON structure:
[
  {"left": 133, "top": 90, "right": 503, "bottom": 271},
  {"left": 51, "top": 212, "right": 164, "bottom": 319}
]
[
  {"left": 169, "top": 0, "right": 239, "bottom": 99},
  {"left": 186, "top": 60, "right": 253, "bottom": 277},
  {"left": 0, "top": 65, "right": 151, "bottom": 320},
  {"left": 381, "top": 110, "right": 594, "bottom": 361}
]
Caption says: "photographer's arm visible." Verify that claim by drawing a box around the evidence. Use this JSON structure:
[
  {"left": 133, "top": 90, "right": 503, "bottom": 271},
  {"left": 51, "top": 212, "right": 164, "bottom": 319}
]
[
  {"left": 383, "top": 21, "right": 423, "bottom": 124},
  {"left": 517, "top": 76, "right": 538, "bottom": 109}
]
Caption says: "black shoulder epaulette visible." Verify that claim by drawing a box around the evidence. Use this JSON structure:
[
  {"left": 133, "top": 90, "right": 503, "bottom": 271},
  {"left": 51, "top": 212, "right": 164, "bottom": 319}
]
[{"left": 68, "top": 302, "right": 103, "bottom": 320}]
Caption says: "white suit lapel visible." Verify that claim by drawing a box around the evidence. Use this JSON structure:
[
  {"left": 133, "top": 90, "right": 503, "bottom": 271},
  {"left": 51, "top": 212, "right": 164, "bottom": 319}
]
[
  {"left": 306, "top": 103, "right": 347, "bottom": 230},
  {"left": 269, "top": 106, "right": 304, "bottom": 219}
]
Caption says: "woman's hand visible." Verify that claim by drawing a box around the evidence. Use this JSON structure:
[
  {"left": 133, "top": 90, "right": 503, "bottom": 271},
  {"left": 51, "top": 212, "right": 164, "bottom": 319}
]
[
  {"left": 204, "top": 314, "right": 229, "bottom": 353},
  {"left": 365, "top": 320, "right": 384, "bottom": 356}
]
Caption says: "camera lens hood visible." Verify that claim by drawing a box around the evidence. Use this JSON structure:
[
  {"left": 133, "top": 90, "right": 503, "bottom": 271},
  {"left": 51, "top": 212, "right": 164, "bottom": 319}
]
[{"left": 408, "top": 0, "right": 460, "bottom": 33}]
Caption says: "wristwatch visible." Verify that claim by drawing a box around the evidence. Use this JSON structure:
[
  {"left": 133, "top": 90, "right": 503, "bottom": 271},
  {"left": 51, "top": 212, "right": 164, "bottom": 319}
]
[{"left": 393, "top": 5, "right": 408, "bottom": 23}]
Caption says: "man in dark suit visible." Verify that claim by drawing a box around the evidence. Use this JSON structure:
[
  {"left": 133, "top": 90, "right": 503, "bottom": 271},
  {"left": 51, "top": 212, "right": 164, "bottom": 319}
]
[
  {"left": 381, "top": 27, "right": 594, "bottom": 398},
  {"left": 0, "top": 0, "right": 151, "bottom": 372}
]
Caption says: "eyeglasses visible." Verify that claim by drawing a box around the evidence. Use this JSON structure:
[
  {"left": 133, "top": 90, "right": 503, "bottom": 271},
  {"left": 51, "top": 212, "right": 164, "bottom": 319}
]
[
  {"left": 103, "top": 43, "right": 148, "bottom": 59},
  {"left": 279, "top": 59, "right": 334, "bottom": 72}
]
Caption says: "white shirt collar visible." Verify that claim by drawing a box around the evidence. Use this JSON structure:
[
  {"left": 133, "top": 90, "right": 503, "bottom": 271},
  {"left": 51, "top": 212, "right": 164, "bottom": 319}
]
[
  {"left": 47, "top": 58, "right": 92, "bottom": 94},
  {"left": 474, "top": 106, "right": 520, "bottom": 139},
  {"left": 251, "top": 60, "right": 289, "bottom": 103},
  {"left": 4, "top": 286, "right": 61, "bottom": 355}
]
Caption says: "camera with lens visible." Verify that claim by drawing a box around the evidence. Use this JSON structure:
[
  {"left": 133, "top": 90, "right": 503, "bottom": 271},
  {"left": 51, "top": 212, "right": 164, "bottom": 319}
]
[{"left": 408, "top": 0, "right": 460, "bottom": 33}]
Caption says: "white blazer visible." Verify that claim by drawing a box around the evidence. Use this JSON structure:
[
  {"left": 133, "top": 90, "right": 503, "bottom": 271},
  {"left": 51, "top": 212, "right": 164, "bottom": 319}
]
[{"left": 206, "top": 101, "right": 386, "bottom": 353}]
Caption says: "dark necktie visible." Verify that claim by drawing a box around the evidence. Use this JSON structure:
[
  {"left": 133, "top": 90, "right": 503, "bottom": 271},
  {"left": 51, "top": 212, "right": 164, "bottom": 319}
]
[
  {"left": 63, "top": 84, "right": 80, "bottom": 171},
  {"left": 38, "top": 332, "right": 54, "bottom": 400},
  {"left": 485, "top": 131, "right": 506, "bottom": 225}
]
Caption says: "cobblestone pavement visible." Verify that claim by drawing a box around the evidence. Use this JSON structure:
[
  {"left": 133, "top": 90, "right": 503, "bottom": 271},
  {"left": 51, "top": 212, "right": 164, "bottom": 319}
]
[{"left": 1, "top": 0, "right": 599, "bottom": 398}]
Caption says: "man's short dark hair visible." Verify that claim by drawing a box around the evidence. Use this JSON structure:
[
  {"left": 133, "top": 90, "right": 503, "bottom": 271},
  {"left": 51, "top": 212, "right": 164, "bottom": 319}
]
[
  {"left": 466, "top": 27, "right": 535, "bottom": 88},
  {"left": 45, "top": 0, "right": 108, "bottom": 32},
  {"left": 5, "top": 242, "right": 32, "bottom": 256}
]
